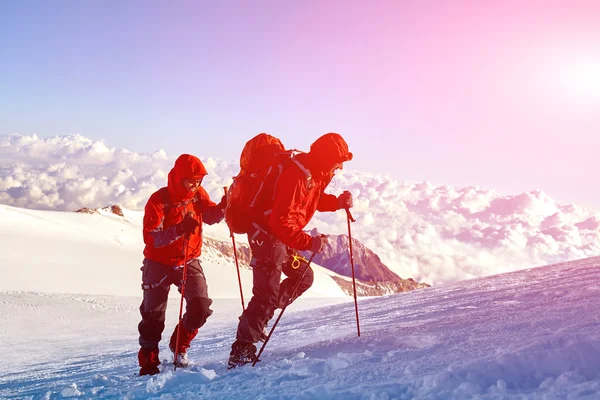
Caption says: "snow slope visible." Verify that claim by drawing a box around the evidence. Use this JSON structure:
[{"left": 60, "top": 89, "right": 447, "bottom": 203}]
[
  {"left": 1, "top": 257, "right": 600, "bottom": 399},
  {"left": 0, "top": 203, "right": 347, "bottom": 299}
]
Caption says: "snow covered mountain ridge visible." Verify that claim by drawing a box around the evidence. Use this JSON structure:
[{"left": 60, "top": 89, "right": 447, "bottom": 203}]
[{"left": 75, "top": 204, "right": 430, "bottom": 296}]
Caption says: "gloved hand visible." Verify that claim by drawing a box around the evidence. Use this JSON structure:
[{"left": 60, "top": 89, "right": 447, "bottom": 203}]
[
  {"left": 178, "top": 215, "right": 200, "bottom": 235},
  {"left": 217, "top": 195, "right": 227, "bottom": 210},
  {"left": 310, "top": 234, "right": 329, "bottom": 254},
  {"left": 337, "top": 190, "right": 353, "bottom": 210}
]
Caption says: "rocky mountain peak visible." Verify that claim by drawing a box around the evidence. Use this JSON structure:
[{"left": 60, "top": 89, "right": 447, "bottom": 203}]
[{"left": 76, "top": 205, "right": 124, "bottom": 217}]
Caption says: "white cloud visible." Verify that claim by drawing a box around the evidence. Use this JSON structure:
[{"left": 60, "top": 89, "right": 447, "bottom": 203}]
[{"left": 1, "top": 133, "right": 599, "bottom": 285}]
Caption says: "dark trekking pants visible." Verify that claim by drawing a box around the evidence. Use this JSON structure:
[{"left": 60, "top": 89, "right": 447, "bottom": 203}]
[
  {"left": 236, "top": 226, "right": 314, "bottom": 344},
  {"left": 138, "top": 258, "right": 213, "bottom": 349}
]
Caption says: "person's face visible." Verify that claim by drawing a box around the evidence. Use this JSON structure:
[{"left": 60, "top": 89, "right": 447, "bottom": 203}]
[
  {"left": 182, "top": 177, "right": 203, "bottom": 191},
  {"left": 324, "top": 159, "right": 343, "bottom": 175}
]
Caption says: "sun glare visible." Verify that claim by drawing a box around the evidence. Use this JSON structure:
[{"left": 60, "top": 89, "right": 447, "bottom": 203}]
[{"left": 561, "top": 60, "right": 600, "bottom": 99}]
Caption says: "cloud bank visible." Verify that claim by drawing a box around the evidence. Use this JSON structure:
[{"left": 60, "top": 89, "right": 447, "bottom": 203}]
[{"left": 2, "top": 134, "right": 599, "bottom": 284}]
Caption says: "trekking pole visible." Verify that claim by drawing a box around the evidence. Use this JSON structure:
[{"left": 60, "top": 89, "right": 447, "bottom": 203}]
[
  {"left": 346, "top": 208, "right": 361, "bottom": 337},
  {"left": 252, "top": 252, "right": 317, "bottom": 366},
  {"left": 174, "top": 232, "right": 191, "bottom": 371},
  {"left": 224, "top": 186, "right": 245, "bottom": 312}
]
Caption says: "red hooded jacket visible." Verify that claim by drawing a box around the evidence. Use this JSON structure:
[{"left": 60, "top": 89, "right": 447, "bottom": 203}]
[
  {"left": 143, "top": 154, "right": 224, "bottom": 266},
  {"left": 267, "top": 133, "right": 353, "bottom": 250}
]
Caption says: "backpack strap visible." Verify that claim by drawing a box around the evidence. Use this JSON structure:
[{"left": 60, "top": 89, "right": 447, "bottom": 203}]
[
  {"left": 262, "top": 157, "right": 312, "bottom": 218},
  {"left": 291, "top": 157, "right": 312, "bottom": 189},
  {"left": 249, "top": 165, "right": 274, "bottom": 208}
]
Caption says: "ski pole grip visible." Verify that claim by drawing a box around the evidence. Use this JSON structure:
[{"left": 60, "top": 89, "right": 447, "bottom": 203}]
[{"left": 345, "top": 208, "right": 356, "bottom": 223}]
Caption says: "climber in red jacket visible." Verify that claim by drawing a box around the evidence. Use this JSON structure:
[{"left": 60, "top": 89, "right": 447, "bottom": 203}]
[
  {"left": 228, "top": 133, "right": 354, "bottom": 368},
  {"left": 137, "top": 154, "right": 226, "bottom": 376}
]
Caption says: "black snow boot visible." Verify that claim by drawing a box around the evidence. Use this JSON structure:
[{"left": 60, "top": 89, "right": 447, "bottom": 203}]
[{"left": 227, "top": 340, "right": 257, "bottom": 369}]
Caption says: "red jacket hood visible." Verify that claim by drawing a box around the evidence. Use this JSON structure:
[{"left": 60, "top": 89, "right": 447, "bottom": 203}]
[
  {"left": 306, "top": 133, "right": 353, "bottom": 176},
  {"left": 167, "top": 154, "right": 208, "bottom": 202}
]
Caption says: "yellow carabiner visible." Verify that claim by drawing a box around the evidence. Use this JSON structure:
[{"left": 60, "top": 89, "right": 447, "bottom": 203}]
[{"left": 291, "top": 254, "right": 307, "bottom": 269}]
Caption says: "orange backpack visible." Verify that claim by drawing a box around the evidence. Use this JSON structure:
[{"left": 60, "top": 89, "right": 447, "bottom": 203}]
[{"left": 225, "top": 133, "right": 297, "bottom": 234}]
